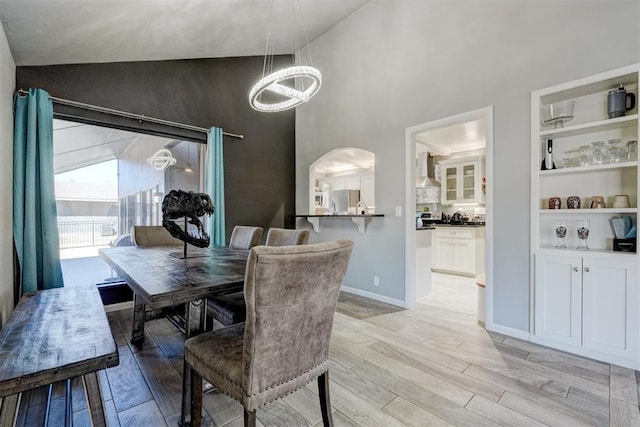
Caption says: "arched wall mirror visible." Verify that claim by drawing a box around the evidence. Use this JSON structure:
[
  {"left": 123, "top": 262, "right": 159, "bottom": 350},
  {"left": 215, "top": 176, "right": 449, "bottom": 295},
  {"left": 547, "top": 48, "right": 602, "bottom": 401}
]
[{"left": 309, "top": 148, "right": 375, "bottom": 214}]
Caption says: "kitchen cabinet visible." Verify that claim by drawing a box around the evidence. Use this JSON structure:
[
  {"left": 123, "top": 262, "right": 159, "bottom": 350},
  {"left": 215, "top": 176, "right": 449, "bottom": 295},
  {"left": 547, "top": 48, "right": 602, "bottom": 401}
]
[
  {"left": 318, "top": 175, "right": 361, "bottom": 191},
  {"left": 432, "top": 227, "right": 484, "bottom": 276},
  {"left": 533, "top": 254, "right": 582, "bottom": 346},
  {"left": 530, "top": 64, "right": 640, "bottom": 369},
  {"left": 360, "top": 173, "right": 375, "bottom": 208},
  {"left": 533, "top": 254, "right": 639, "bottom": 366},
  {"left": 439, "top": 156, "right": 484, "bottom": 205}
]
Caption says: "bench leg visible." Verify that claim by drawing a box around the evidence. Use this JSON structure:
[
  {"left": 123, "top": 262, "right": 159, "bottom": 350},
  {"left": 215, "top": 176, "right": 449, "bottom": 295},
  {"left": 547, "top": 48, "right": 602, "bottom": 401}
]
[
  {"left": 0, "top": 394, "right": 20, "bottom": 427},
  {"left": 131, "top": 293, "right": 146, "bottom": 345},
  {"left": 83, "top": 372, "right": 107, "bottom": 427}
]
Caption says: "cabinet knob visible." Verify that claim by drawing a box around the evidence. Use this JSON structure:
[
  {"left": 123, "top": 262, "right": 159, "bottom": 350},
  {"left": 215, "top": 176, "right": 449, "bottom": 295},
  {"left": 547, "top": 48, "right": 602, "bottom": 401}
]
[
  {"left": 573, "top": 266, "right": 579, "bottom": 272},
  {"left": 584, "top": 267, "right": 590, "bottom": 272}
]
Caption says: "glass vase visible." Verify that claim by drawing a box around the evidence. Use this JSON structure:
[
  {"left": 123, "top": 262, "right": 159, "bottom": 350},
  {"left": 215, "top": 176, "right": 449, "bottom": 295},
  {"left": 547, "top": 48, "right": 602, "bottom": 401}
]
[
  {"left": 554, "top": 220, "right": 567, "bottom": 248},
  {"left": 576, "top": 220, "right": 590, "bottom": 250}
]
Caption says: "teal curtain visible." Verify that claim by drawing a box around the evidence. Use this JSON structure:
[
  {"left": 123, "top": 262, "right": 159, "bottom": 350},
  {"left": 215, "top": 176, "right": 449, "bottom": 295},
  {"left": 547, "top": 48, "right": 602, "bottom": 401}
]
[
  {"left": 205, "top": 127, "right": 226, "bottom": 245},
  {"left": 13, "top": 88, "right": 63, "bottom": 296}
]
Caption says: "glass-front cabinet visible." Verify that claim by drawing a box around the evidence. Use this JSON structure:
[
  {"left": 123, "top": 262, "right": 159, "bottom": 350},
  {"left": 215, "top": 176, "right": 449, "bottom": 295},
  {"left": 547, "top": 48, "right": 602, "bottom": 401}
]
[{"left": 439, "top": 156, "right": 484, "bottom": 205}]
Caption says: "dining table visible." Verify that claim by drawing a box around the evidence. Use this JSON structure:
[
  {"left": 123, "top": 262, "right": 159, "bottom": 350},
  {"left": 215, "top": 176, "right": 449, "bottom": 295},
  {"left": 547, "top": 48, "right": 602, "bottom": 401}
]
[{"left": 99, "top": 244, "right": 250, "bottom": 426}]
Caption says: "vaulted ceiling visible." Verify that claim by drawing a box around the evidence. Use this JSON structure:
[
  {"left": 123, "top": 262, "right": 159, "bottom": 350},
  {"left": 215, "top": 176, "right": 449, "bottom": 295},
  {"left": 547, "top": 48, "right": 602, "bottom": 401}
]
[{"left": 0, "top": 0, "right": 371, "bottom": 66}]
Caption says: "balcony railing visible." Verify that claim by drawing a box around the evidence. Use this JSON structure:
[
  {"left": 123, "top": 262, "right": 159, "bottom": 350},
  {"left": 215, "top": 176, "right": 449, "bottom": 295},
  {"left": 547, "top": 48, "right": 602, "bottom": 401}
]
[{"left": 58, "top": 219, "right": 118, "bottom": 249}]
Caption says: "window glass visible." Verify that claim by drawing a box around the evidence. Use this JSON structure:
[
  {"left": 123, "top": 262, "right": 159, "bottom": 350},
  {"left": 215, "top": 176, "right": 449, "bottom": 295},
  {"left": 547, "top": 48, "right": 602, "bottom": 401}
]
[{"left": 53, "top": 119, "right": 202, "bottom": 286}]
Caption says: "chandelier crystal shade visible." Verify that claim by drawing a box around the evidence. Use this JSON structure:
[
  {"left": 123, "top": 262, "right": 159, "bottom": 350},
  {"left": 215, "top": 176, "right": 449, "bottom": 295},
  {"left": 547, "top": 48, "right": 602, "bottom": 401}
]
[
  {"left": 249, "top": 0, "right": 321, "bottom": 113},
  {"left": 147, "top": 148, "right": 176, "bottom": 170}
]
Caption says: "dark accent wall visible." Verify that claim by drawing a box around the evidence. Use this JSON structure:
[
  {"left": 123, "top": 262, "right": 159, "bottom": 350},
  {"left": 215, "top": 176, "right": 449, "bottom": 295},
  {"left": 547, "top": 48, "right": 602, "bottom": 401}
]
[{"left": 17, "top": 56, "right": 296, "bottom": 242}]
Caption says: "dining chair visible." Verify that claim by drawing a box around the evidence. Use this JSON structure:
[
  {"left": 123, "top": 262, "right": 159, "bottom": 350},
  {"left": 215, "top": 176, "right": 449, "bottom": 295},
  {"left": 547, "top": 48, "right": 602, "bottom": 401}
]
[
  {"left": 130, "top": 225, "right": 185, "bottom": 324},
  {"left": 228, "top": 225, "right": 264, "bottom": 249},
  {"left": 207, "top": 227, "right": 309, "bottom": 327},
  {"left": 265, "top": 227, "right": 310, "bottom": 246},
  {"left": 131, "top": 225, "right": 182, "bottom": 247},
  {"left": 185, "top": 239, "right": 354, "bottom": 427}
]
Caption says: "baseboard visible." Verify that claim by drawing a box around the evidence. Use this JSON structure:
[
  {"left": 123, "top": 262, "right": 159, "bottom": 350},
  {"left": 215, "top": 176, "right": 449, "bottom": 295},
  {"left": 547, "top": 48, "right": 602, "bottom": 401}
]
[
  {"left": 104, "top": 301, "right": 133, "bottom": 313},
  {"left": 340, "top": 286, "right": 406, "bottom": 308},
  {"left": 487, "top": 322, "right": 531, "bottom": 341},
  {"left": 530, "top": 335, "right": 639, "bottom": 370}
]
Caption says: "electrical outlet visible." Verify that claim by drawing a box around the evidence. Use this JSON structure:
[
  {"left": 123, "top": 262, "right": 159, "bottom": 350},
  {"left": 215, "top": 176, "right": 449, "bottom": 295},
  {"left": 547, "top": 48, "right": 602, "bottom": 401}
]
[
  {"left": 395, "top": 206, "right": 402, "bottom": 217},
  {"left": 373, "top": 276, "right": 380, "bottom": 286}
]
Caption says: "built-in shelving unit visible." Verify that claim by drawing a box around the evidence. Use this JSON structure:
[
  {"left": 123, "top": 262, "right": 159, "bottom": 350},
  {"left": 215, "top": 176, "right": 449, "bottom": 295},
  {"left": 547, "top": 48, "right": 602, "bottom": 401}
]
[{"left": 530, "top": 64, "right": 640, "bottom": 370}]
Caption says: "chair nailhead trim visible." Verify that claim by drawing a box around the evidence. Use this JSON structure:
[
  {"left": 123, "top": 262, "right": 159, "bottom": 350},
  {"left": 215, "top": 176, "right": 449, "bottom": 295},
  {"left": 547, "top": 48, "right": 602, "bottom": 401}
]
[{"left": 251, "top": 359, "right": 327, "bottom": 396}]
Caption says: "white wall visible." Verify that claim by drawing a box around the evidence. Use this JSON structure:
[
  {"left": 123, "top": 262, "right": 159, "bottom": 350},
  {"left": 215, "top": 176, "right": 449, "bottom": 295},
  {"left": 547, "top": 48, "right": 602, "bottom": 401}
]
[
  {"left": 296, "top": 0, "right": 640, "bottom": 331},
  {"left": 0, "top": 24, "right": 15, "bottom": 327}
]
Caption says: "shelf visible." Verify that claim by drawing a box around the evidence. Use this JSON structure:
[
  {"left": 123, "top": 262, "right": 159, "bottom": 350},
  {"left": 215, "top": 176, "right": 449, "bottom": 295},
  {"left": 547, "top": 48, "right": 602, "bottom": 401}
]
[
  {"left": 540, "top": 208, "right": 637, "bottom": 215},
  {"left": 540, "top": 161, "right": 638, "bottom": 176},
  {"left": 295, "top": 214, "right": 384, "bottom": 234},
  {"left": 536, "top": 246, "right": 638, "bottom": 259},
  {"left": 539, "top": 115, "right": 637, "bottom": 139}
]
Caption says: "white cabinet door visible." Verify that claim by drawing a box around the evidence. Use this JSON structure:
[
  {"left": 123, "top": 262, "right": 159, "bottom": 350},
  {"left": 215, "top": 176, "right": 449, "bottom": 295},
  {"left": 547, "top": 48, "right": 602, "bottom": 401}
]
[
  {"left": 360, "top": 174, "right": 375, "bottom": 207},
  {"left": 439, "top": 157, "right": 484, "bottom": 205},
  {"left": 345, "top": 175, "right": 361, "bottom": 190},
  {"left": 441, "top": 165, "right": 459, "bottom": 204},
  {"left": 459, "top": 161, "right": 478, "bottom": 203},
  {"left": 582, "top": 258, "right": 639, "bottom": 359},
  {"left": 433, "top": 238, "right": 454, "bottom": 270},
  {"left": 534, "top": 254, "right": 582, "bottom": 346},
  {"left": 452, "top": 239, "right": 473, "bottom": 273}
]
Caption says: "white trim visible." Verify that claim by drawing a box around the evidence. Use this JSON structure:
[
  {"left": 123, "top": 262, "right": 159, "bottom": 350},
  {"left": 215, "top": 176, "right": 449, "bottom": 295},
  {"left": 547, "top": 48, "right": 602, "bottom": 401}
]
[
  {"left": 404, "top": 106, "right": 494, "bottom": 328},
  {"left": 104, "top": 301, "right": 133, "bottom": 313},
  {"left": 530, "top": 335, "right": 639, "bottom": 370},
  {"left": 489, "top": 323, "right": 531, "bottom": 341},
  {"left": 341, "top": 285, "right": 406, "bottom": 308}
]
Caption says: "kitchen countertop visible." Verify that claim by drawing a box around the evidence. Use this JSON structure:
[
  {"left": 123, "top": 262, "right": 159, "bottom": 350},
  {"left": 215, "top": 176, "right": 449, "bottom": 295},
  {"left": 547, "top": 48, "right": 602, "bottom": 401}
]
[{"left": 416, "top": 226, "right": 436, "bottom": 230}]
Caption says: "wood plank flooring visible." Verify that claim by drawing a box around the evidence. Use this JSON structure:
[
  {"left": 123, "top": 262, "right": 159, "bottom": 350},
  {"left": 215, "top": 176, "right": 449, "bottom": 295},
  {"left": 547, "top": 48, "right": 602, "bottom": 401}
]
[{"left": 14, "top": 272, "right": 640, "bottom": 426}]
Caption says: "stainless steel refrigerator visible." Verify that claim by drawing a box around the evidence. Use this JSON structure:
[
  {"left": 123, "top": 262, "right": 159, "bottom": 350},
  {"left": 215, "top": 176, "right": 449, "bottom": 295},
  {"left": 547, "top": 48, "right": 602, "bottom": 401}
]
[{"left": 328, "top": 189, "right": 360, "bottom": 214}]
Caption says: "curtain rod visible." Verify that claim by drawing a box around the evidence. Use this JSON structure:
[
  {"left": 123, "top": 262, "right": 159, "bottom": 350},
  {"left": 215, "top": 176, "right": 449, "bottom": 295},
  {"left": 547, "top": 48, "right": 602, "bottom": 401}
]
[{"left": 17, "top": 89, "right": 244, "bottom": 140}]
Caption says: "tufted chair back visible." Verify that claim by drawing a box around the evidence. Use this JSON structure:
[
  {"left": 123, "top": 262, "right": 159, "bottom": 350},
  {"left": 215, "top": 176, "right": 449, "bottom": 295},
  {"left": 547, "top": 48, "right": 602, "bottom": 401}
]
[
  {"left": 131, "top": 226, "right": 182, "bottom": 247},
  {"left": 229, "top": 226, "right": 264, "bottom": 249},
  {"left": 265, "top": 228, "right": 310, "bottom": 246}
]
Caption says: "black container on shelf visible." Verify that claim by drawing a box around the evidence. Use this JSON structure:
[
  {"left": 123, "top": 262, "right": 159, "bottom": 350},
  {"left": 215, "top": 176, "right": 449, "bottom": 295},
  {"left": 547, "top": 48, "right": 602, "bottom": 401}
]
[{"left": 613, "top": 238, "right": 636, "bottom": 252}]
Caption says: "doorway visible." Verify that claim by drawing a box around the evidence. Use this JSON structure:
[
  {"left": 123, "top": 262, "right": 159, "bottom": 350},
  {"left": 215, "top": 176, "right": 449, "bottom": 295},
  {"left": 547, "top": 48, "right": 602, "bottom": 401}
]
[{"left": 404, "top": 106, "right": 494, "bottom": 330}]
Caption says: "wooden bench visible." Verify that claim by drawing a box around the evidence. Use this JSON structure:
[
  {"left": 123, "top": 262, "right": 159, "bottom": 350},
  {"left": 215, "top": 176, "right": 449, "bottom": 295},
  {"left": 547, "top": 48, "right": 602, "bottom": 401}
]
[{"left": 0, "top": 285, "right": 119, "bottom": 426}]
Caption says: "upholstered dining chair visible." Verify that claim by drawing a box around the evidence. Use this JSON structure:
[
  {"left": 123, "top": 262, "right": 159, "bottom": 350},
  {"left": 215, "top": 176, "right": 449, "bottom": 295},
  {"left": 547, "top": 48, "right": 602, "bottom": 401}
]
[
  {"left": 228, "top": 225, "right": 264, "bottom": 249},
  {"left": 265, "top": 227, "right": 310, "bottom": 246},
  {"left": 207, "top": 227, "right": 308, "bottom": 327},
  {"left": 131, "top": 225, "right": 182, "bottom": 247},
  {"left": 185, "top": 239, "right": 354, "bottom": 427}
]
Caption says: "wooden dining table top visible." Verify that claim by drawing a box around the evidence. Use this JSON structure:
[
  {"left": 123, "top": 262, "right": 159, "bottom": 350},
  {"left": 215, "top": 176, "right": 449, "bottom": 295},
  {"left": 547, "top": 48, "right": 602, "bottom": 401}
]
[{"left": 99, "top": 245, "right": 250, "bottom": 309}]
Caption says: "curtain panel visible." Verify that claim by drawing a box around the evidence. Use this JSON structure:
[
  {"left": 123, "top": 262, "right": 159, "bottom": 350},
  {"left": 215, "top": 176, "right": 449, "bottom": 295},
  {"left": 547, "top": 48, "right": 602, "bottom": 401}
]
[
  {"left": 13, "top": 88, "right": 63, "bottom": 298},
  {"left": 205, "top": 127, "right": 226, "bottom": 246}
]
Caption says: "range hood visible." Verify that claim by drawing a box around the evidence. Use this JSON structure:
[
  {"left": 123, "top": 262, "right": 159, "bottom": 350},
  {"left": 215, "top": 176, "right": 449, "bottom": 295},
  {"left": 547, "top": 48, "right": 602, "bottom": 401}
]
[{"left": 416, "top": 152, "right": 440, "bottom": 188}]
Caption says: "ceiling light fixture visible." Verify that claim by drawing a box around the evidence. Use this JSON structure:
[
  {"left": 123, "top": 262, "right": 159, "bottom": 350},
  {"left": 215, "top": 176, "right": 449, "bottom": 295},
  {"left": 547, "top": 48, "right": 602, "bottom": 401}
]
[
  {"left": 147, "top": 148, "right": 176, "bottom": 170},
  {"left": 249, "top": 0, "right": 321, "bottom": 113}
]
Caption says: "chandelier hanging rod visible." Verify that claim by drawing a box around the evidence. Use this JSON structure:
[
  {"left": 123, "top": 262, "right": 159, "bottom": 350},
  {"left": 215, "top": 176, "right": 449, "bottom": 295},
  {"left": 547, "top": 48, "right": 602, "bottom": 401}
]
[{"left": 17, "top": 89, "right": 244, "bottom": 139}]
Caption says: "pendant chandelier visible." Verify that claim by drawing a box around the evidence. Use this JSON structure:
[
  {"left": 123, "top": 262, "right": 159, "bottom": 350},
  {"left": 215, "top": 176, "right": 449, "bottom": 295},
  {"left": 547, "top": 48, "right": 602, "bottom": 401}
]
[
  {"left": 147, "top": 148, "right": 176, "bottom": 170},
  {"left": 249, "top": 0, "right": 321, "bottom": 113}
]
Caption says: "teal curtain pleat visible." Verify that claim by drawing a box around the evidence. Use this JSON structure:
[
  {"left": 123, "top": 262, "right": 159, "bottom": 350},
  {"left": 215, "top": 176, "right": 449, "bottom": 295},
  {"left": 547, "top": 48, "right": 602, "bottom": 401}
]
[
  {"left": 13, "top": 88, "right": 64, "bottom": 295},
  {"left": 205, "top": 127, "right": 226, "bottom": 246}
]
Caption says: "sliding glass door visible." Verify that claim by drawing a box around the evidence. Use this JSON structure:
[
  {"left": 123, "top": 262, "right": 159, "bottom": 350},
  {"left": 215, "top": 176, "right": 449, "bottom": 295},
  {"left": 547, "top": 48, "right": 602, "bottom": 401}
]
[{"left": 53, "top": 119, "right": 202, "bottom": 288}]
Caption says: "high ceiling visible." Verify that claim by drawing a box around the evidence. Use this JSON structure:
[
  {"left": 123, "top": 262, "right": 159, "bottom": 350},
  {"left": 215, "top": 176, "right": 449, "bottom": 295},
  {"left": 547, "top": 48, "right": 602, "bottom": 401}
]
[{"left": 0, "top": 0, "right": 371, "bottom": 66}]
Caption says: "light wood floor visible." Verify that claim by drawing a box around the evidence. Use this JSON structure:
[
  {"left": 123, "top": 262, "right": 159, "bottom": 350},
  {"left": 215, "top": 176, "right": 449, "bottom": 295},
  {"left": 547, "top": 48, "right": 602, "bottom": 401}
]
[{"left": 15, "top": 273, "right": 640, "bottom": 426}]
